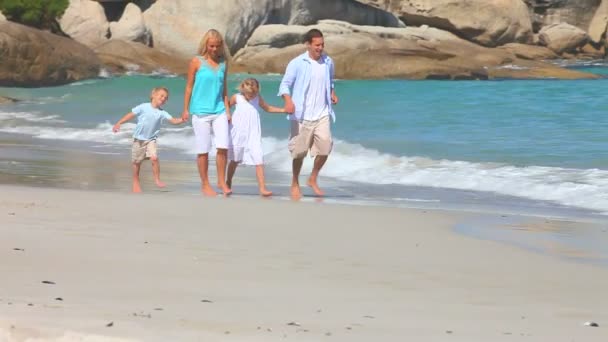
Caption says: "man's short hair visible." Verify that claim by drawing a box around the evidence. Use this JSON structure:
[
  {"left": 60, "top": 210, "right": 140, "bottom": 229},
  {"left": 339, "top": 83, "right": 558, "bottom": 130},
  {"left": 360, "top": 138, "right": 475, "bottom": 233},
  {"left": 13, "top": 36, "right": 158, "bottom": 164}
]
[{"left": 303, "top": 29, "right": 324, "bottom": 43}]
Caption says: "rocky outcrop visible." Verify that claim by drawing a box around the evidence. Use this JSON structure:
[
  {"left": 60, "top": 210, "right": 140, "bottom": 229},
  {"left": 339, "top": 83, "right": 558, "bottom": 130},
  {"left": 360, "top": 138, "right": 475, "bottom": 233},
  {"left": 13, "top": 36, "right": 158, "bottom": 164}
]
[
  {"left": 0, "top": 10, "right": 5, "bottom": 21},
  {"left": 143, "top": 0, "right": 401, "bottom": 57},
  {"left": 0, "top": 21, "right": 101, "bottom": 87},
  {"left": 0, "top": 96, "right": 18, "bottom": 104},
  {"left": 538, "top": 23, "right": 588, "bottom": 54},
  {"left": 588, "top": 0, "right": 608, "bottom": 43},
  {"left": 355, "top": 0, "right": 533, "bottom": 47},
  {"left": 497, "top": 43, "right": 559, "bottom": 60},
  {"left": 94, "top": 40, "right": 188, "bottom": 75},
  {"left": 59, "top": 0, "right": 109, "bottom": 48},
  {"left": 232, "top": 20, "right": 597, "bottom": 80},
  {"left": 524, "top": 0, "right": 601, "bottom": 32},
  {"left": 109, "top": 3, "right": 150, "bottom": 45}
]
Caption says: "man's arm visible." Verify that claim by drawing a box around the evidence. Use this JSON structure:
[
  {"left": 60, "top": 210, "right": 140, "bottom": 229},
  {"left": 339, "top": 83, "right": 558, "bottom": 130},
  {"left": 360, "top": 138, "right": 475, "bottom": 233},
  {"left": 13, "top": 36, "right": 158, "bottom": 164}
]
[{"left": 278, "top": 60, "right": 297, "bottom": 114}]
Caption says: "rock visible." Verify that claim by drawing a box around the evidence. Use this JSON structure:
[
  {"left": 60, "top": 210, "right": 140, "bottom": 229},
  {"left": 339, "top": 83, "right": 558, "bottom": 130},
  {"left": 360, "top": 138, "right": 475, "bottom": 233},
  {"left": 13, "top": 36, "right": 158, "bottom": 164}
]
[
  {"left": 0, "top": 96, "right": 17, "bottom": 104},
  {"left": 0, "top": 10, "right": 5, "bottom": 21},
  {"left": 0, "top": 21, "right": 101, "bottom": 87},
  {"left": 498, "top": 43, "right": 559, "bottom": 60},
  {"left": 59, "top": 0, "right": 110, "bottom": 48},
  {"left": 143, "top": 0, "right": 401, "bottom": 57},
  {"left": 355, "top": 0, "right": 533, "bottom": 47},
  {"left": 232, "top": 20, "right": 597, "bottom": 80},
  {"left": 588, "top": 0, "right": 608, "bottom": 43},
  {"left": 94, "top": 40, "right": 188, "bottom": 75},
  {"left": 539, "top": 23, "right": 589, "bottom": 54},
  {"left": 109, "top": 3, "right": 151, "bottom": 45},
  {"left": 524, "top": 0, "right": 602, "bottom": 32}
]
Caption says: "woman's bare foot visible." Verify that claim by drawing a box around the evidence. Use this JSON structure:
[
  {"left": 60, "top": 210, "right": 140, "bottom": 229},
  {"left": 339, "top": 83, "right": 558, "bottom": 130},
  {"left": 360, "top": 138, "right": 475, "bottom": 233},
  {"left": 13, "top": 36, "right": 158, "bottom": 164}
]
[
  {"left": 259, "top": 188, "right": 273, "bottom": 197},
  {"left": 290, "top": 184, "right": 302, "bottom": 200},
  {"left": 201, "top": 185, "right": 217, "bottom": 196},
  {"left": 307, "top": 178, "right": 325, "bottom": 196},
  {"left": 155, "top": 180, "right": 167, "bottom": 188}
]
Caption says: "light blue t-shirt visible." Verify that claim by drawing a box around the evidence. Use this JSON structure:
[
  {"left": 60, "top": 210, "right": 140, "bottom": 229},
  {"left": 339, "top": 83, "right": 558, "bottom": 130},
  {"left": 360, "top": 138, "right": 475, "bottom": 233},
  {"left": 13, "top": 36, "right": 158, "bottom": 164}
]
[
  {"left": 131, "top": 103, "right": 172, "bottom": 141},
  {"left": 189, "top": 57, "right": 226, "bottom": 115}
]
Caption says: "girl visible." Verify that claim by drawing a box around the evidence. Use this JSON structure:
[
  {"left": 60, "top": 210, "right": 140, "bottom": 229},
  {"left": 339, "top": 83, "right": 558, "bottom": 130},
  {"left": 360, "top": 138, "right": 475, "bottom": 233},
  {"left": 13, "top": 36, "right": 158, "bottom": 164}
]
[
  {"left": 227, "top": 78, "right": 285, "bottom": 196},
  {"left": 182, "top": 29, "right": 231, "bottom": 196}
]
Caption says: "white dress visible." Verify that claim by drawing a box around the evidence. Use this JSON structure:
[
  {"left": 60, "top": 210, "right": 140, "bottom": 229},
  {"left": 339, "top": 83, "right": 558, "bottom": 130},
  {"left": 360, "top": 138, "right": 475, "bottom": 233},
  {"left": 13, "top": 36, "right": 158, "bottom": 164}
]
[{"left": 229, "top": 94, "right": 264, "bottom": 165}]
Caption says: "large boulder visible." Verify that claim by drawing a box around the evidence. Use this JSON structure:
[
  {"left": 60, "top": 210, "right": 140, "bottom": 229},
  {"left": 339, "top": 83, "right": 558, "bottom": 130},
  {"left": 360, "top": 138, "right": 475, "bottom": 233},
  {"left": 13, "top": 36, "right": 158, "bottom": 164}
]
[
  {"left": 355, "top": 0, "right": 533, "bottom": 47},
  {"left": 143, "top": 0, "right": 401, "bottom": 57},
  {"left": 59, "top": 0, "right": 109, "bottom": 48},
  {"left": 538, "top": 23, "right": 589, "bottom": 54},
  {"left": 94, "top": 40, "right": 188, "bottom": 75},
  {"left": 524, "top": 0, "right": 602, "bottom": 32},
  {"left": 109, "top": 3, "right": 151, "bottom": 45},
  {"left": 497, "top": 43, "right": 559, "bottom": 60},
  {"left": 588, "top": 0, "right": 608, "bottom": 43},
  {"left": 0, "top": 10, "right": 5, "bottom": 21},
  {"left": 232, "top": 20, "right": 596, "bottom": 80},
  {"left": 0, "top": 21, "right": 101, "bottom": 87}
]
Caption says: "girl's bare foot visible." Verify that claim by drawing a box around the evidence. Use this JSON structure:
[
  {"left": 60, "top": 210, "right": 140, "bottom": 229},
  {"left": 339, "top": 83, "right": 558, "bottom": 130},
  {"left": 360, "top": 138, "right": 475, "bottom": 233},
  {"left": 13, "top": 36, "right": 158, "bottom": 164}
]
[
  {"left": 201, "top": 185, "right": 217, "bottom": 196},
  {"left": 307, "top": 178, "right": 325, "bottom": 196},
  {"left": 259, "top": 188, "right": 273, "bottom": 197},
  {"left": 155, "top": 180, "right": 167, "bottom": 188}
]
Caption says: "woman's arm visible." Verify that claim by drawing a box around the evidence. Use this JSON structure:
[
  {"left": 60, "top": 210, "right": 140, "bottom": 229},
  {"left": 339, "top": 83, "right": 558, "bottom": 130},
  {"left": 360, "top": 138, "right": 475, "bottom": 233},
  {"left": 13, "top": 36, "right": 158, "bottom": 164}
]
[
  {"left": 223, "top": 64, "right": 231, "bottom": 121},
  {"left": 259, "top": 96, "right": 286, "bottom": 113},
  {"left": 182, "top": 57, "right": 199, "bottom": 121}
]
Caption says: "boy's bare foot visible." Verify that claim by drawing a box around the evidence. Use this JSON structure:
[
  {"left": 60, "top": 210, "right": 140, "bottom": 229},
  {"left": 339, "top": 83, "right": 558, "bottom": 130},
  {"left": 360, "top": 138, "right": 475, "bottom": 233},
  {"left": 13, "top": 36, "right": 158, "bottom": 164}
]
[
  {"left": 132, "top": 183, "right": 142, "bottom": 193},
  {"left": 201, "top": 185, "right": 217, "bottom": 196},
  {"left": 307, "top": 178, "right": 325, "bottom": 196},
  {"left": 259, "top": 188, "right": 273, "bottom": 197},
  {"left": 155, "top": 181, "right": 167, "bottom": 188},
  {"left": 290, "top": 184, "right": 302, "bottom": 200}
]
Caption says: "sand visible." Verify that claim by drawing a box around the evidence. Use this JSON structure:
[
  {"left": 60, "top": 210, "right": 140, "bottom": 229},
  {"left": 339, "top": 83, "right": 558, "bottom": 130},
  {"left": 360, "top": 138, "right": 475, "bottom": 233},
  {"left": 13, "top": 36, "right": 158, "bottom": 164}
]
[{"left": 0, "top": 185, "right": 606, "bottom": 341}]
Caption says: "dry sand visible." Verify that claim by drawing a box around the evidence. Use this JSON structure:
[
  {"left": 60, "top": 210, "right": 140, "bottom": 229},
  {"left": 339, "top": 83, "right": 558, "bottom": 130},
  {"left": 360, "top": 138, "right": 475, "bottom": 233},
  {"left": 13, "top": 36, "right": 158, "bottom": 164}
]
[{"left": 0, "top": 185, "right": 606, "bottom": 341}]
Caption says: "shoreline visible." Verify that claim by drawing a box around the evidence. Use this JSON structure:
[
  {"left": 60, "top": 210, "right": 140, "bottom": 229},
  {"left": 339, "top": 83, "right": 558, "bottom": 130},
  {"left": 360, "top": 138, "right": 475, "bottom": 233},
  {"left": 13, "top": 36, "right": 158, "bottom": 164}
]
[{"left": 1, "top": 185, "right": 607, "bottom": 341}]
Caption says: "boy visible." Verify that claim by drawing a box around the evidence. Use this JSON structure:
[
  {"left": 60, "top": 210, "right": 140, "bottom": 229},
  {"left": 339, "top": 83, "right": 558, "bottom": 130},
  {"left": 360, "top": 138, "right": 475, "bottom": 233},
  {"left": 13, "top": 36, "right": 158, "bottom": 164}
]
[{"left": 113, "top": 87, "right": 183, "bottom": 193}]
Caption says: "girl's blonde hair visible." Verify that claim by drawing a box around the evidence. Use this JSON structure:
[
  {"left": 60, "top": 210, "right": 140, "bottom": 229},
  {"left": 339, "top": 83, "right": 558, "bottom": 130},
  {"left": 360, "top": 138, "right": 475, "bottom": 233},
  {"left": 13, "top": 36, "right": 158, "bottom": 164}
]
[
  {"left": 150, "top": 86, "right": 169, "bottom": 100},
  {"left": 197, "top": 29, "right": 229, "bottom": 61},
  {"left": 238, "top": 78, "right": 260, "bottom": 97}
]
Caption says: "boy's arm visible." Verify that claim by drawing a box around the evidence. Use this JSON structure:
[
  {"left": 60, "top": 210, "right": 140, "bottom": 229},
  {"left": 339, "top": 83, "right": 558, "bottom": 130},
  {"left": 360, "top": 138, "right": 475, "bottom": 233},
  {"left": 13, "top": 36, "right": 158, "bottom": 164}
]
[
  {"left": 112, "top": 112, "right": 136, "bottom": 133},
  {"left": 168, "top": 117, "right": 185, "bottom": 125},
  {"left": 259, "top": 96, "right": 286, "bottom": 114}
]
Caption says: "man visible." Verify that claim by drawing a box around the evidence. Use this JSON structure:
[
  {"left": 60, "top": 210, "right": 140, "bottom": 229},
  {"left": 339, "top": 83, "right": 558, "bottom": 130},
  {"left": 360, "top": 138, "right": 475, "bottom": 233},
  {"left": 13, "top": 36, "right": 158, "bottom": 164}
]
[{"left": 278, "top": 29, "right": 339, "bottom": 199}]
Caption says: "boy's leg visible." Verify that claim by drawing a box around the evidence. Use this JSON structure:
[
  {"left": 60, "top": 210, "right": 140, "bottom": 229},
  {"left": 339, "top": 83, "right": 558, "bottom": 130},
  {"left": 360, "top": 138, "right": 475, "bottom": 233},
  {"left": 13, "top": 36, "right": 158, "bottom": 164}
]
[
  {"left": 146, "top": 141, "right": 165, "bottom": 188},
  {"left": 227, "top": 160, "right": 238, "bottom": 190},
  {"left": 255, "top": 164, "right": 272, "bottom": 197},
  {"left": 132, "top": 162, "right": 142, "bottom": 193}
]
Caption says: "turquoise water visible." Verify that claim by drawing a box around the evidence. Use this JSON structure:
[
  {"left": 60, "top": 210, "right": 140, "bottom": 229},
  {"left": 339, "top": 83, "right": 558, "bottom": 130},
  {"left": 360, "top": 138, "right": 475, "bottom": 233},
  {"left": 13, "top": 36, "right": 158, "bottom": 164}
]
[{"left": 1, "top": 67, "right": 608, "bottom": 217}]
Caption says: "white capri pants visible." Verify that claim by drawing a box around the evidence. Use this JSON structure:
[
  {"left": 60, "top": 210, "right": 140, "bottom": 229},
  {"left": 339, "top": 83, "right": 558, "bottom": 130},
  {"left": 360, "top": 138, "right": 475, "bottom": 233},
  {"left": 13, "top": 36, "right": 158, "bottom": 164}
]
[{"left": 192, "top": 113, "right": 230, "bottom": 154}]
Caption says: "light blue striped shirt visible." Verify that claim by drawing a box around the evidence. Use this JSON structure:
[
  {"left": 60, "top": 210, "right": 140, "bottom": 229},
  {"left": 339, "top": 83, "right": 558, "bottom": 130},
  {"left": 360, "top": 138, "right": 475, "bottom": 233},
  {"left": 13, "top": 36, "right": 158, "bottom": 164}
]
[{"left": 278, "top": 52, "right": 335, "bottom": 122}]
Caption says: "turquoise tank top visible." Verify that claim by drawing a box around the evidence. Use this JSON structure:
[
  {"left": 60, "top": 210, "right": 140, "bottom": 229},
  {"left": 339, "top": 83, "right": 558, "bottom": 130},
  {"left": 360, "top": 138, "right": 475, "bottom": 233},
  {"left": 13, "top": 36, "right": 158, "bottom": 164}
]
[{"left": 189, "top": 57, "right": 226, "bottom": 115}]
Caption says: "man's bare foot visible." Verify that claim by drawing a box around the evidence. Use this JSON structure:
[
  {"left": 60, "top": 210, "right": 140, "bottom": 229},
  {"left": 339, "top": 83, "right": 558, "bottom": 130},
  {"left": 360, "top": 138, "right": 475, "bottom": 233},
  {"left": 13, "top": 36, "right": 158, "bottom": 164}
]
[
  {"left": 259, "top": 188, "right": 273, "bottom": 197},
  {"left": 290, "top": 184, "right": 302, "bottom": 200},
  {"left": 201, "top": 185, "right": 217, "bottom": 196},
  {"left": 155, "top": 180, "right": 167, "bottom": 188},
  {"left": 307, "top": 178, "right": 325, "bottom": 196},
  {"left": 132, "top": 183, "right": 142, "bottom": 193}
]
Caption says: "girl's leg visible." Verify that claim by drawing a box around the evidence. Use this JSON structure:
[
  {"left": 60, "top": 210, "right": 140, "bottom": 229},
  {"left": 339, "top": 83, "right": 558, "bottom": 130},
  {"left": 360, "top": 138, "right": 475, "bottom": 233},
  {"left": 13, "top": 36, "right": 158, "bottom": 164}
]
[
  {"left": 227, "top": 160, "right": 238, "bottom": 190},
  {"left": 132, "top": 162, "right": 142, "bottom": 193},
  {"left": 197, "top": 153, "right": 217, "bottom": 196},
  {"left": 255, "top": 164, "right": 272, "bottom": 197},
  {"left": 216, "top": 148, "right": 231, "bottom": 195},
  {"left": 150, "top": 157, "right": 166, "bottom": 188}
]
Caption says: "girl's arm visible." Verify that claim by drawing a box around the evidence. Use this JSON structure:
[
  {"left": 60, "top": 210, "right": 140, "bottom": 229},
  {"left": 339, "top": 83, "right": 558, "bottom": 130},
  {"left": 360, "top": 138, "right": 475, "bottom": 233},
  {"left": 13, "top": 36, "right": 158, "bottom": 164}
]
[
  {"left": 223, "top": 64, "right": 231, "bottom": 121},
  {"left": 229, "top": 94, "right": 237, "bottom": 107},
  {"left": 259, "top": 96, "right": 286, "bottom": 114},
  {"left": 112, "top": 112, "right": 135, "bottom": 132},
  {"left": 182, "top": 57, "right": 199, "bottom": 121}
]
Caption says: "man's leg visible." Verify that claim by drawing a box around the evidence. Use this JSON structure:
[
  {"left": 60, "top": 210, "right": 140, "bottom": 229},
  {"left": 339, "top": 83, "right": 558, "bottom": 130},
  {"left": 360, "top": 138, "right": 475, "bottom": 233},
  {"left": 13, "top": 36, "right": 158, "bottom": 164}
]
[
  {"left": 307, "top": 117, "right": 332, "bottom": 196},
  {"left": 291, "top": 157, "right": 304, "bottom": 199},
  {"left": 307, "top": 155, "right": 328, "bottom": 196},
  {"left": 288, "top": 120, "right": 310, "bottom": 200},
  {"left": 147, "top": 141, "right": 165, "bottom": 188}
]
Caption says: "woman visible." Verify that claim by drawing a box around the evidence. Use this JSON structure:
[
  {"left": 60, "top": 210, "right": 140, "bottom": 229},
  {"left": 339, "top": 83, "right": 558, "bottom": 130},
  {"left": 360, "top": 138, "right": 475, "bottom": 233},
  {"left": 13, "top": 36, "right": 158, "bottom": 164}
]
[{"left": 182, "top": 29, "right": 231, "bottom": 196}]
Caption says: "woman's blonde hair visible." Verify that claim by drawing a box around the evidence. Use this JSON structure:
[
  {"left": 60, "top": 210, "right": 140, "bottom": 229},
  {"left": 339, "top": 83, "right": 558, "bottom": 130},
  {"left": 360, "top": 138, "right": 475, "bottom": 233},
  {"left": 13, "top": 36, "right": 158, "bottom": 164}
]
[
  {"left": 150, "top": 86, "right": 169, "bottom": 100},
  {"left": 238, "top": 78, "right": 260, "bottom": 97},
  {"left": 197, "top": 29, "right": 229, "bottom": 61}
]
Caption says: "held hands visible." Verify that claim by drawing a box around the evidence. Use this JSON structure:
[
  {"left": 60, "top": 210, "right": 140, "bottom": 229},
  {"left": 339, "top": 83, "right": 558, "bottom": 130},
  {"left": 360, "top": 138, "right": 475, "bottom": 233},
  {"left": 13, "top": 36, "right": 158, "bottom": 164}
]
[
  {"left": 181, "top": 110, "right": 190, "bottom": 122},
  {"left": 331, "top": 93, "right": 339, "bottom": 105},
  {"left": 284, "top": 100, "right": 295, "bottom": 114}
]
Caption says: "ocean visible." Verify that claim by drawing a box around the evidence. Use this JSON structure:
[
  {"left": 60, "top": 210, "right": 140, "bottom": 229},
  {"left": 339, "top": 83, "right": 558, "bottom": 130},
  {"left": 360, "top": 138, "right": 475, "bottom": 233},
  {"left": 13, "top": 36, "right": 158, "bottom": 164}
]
[{"left": 1, "top": 64, "right": 608, "bottom": 222}]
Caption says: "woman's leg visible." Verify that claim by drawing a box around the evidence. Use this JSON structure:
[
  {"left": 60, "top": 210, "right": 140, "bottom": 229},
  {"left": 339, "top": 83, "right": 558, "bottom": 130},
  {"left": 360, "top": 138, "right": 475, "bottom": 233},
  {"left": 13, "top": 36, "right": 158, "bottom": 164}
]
[{"left": 193, "top": 116, "right": 217, "bottom": 196}]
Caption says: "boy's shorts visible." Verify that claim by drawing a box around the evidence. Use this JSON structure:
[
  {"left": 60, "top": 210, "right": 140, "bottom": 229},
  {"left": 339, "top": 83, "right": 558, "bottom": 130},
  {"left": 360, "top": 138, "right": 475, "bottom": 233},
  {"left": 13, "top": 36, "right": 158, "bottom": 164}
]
[
  {"left": 131, "top": 139, "right": 157, "bottom": 163},
  {"left": 288, "top": 116, "right": 333, "bottom": 159}
]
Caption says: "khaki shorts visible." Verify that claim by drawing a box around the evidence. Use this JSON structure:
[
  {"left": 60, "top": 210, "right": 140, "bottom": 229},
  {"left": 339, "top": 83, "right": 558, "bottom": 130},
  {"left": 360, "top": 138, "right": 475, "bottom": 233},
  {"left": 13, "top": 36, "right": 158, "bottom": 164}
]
[
  {"left": 131, "top": 139, "right": 158, "bottom": 163},
  {"left": 288, "top": 116, "right": 333, "bottom": 159}
]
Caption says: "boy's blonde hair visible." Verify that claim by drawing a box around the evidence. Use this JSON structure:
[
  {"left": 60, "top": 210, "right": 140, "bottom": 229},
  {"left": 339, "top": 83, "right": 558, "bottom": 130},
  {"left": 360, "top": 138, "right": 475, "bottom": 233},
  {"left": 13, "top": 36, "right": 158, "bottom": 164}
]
[
  {"left": 198, "top": 29, "right": 229, "bottom": 60},
  {"left": 238, "top": 78, "right": 260, "bottom": 97},
  {"left": 150, "top": 86, "right": 169, "bottom": 100}
]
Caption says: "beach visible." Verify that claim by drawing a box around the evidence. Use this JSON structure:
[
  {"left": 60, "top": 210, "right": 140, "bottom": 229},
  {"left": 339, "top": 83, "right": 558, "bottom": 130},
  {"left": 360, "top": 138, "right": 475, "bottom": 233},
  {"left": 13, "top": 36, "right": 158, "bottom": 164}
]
[{"left": 1, "top": 185, "right": 607, "bottom": 341}]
